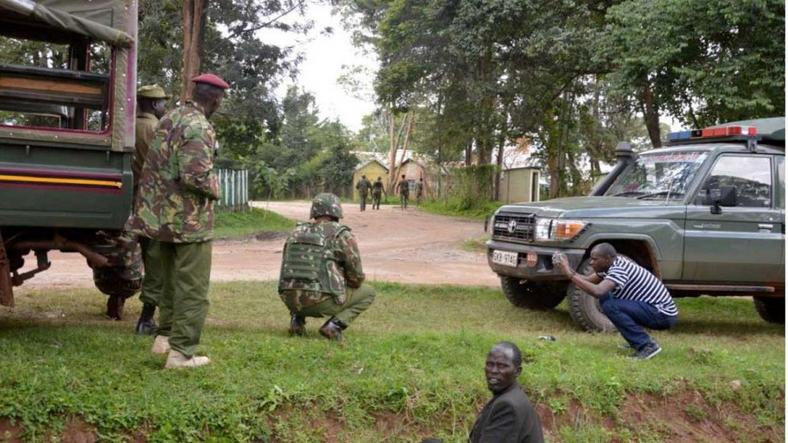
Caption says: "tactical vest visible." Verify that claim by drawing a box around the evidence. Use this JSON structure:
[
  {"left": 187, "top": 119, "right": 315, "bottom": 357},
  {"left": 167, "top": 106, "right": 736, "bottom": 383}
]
[{"left": 278, "top": 222, "right": 348, "bottom": 298}]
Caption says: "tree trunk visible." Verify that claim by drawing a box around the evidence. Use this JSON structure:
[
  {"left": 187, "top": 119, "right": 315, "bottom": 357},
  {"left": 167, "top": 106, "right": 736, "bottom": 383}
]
[
  {"left": 393, "top": 112, "right": 414, "bottom": 181},
  {"left": 641, "top": 83, "right": 661, "bottom": 148},
  {"left": 494, "top": 134, "right": 504, "bottom": 201},
  {"left": 181, "top": 0, "right": 207, "bottom": 100}
]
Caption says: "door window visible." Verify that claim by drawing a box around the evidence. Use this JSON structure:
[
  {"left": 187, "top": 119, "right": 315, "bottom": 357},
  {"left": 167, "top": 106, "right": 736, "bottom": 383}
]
[
  {"left": 775, "top": 156, "right": 785, "bottom": 209},
  {"left": 695, "top": 155, "right": 772, "bottom": 208}
]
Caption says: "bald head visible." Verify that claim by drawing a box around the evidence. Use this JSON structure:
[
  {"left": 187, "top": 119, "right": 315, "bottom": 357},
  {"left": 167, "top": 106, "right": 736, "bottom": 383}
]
[
  {"left": 591, "top": 243, "right": 617, "bottom": 260},
  {"left": 491, "top": 341, "right": 522, "bottom": 368}
]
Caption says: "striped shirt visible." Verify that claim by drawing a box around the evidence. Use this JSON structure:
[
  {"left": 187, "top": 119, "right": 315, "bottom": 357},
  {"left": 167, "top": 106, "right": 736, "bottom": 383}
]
[{"left": 598, "top": 256, "right": 678, "bottom": 316}]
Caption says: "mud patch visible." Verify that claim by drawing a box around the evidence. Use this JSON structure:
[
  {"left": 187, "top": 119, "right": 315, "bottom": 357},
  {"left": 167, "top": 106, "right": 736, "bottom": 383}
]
[{"left": 0, "top": 418, "right": 24, "bottom": 443}]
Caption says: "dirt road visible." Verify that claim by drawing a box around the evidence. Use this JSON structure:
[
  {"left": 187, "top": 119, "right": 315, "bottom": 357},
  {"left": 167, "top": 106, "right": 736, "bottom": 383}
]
[{"left": 19, "top": 201, "right": 499, "bottom": 291}]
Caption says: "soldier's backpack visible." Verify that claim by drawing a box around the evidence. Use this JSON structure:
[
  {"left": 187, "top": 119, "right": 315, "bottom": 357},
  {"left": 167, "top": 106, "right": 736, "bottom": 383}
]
[{"left": 278, "top": 222, "right": 348, "bottom": 301}]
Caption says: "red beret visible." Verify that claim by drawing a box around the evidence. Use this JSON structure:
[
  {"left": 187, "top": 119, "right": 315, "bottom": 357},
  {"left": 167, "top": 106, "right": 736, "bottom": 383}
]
[{"left": 191, "top": 73, "right": 230, "bottom": 89}]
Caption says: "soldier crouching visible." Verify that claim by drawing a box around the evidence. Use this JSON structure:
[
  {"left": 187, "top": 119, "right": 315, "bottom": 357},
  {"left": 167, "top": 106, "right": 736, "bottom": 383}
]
[{"left": 278, "top": 193, "right": 376, "bottom": 341}]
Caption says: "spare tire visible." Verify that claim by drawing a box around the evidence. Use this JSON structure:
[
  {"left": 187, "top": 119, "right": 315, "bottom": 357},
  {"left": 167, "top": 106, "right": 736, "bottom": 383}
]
[
  {"left": 500, "top": 277, "right": 567, "bottom": 310},
  {"left": 567, "top": 257, "right": 616, "bottom": 332}
]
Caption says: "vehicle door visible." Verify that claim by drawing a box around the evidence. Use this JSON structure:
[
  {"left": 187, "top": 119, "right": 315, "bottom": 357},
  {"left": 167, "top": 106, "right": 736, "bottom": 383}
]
[{"left": 683, "top": 153, "right": 783, "bottom": 284}]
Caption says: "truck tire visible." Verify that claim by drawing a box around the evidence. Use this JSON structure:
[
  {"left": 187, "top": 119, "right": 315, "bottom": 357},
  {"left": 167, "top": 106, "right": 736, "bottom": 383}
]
[
  {"left": 500, "top": 277, "right": 566, "bottom": 310},
  {"left": 567, "top": 258, "right": 616, "bottom": 332},
  {"left": 753, "top": 296, "right": 785, "bottom": 324}
]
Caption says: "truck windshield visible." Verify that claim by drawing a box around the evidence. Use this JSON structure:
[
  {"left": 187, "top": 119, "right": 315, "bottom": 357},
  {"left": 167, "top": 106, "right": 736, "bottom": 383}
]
[{"left": 604, "top": 151, "right": 708, "bottom": 201}]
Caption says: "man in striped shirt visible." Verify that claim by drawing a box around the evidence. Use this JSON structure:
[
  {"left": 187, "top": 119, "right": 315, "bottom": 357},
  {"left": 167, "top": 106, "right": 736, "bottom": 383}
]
[{"left": 553, "top": 243, "right": 678, "bottom": 360}]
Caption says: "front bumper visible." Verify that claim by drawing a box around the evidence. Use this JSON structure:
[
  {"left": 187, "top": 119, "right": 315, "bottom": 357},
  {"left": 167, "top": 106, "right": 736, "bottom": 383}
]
[{"left": 486, "top": 239, "right": 586, "bottom": 280}]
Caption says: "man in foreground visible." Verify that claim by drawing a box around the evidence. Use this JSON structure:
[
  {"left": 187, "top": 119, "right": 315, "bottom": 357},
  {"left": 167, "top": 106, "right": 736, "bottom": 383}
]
[
  {"left": 278, "top": 193, "right": 376, "bottom": 341},
  {"left": 132, "top": 84, "right": 170, "bottom": 335},
  {"left": 553, "top": 243, "right": 678, "bottom": 359},
  {"left": 470, "top": 341, "right": 544, "bottom": 443},
  {"left": 396, "top": 174, "right": 410, "bottom": 209},
  {"left": 356, "top": 175, "right": 371, "bottom": 211},
  {"left": 126, "top": 73, "right": 229, "bottom": 368}
]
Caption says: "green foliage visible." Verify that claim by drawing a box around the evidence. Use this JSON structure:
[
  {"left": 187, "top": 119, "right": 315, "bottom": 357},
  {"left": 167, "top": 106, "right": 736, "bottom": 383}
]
[
  {"left": 0, "top": 285, "right": 783, "bottom": 440},
  {"left": 421, "top": 198, "right": 501, "bottom": 221},
  {"left": 213, "top": 207, "right": 295, "bottom": 239}
]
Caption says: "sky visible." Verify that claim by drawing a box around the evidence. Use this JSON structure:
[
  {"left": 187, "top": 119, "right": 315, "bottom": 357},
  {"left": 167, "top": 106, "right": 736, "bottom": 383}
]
[{"left": 256, "top": 2, "right": 379, "bottom": 133}]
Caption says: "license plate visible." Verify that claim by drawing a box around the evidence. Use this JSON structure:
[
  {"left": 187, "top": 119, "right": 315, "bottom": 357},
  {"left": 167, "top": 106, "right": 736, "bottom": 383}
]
[{"left": 492, "top": 250, "right": 518, "bottom": 267}]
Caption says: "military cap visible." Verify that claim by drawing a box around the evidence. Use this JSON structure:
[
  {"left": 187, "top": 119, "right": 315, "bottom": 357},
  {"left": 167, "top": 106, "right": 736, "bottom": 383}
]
[
  {"left": 310, "top": 193, "right": 343, "bottom": 220},
  {"left": 191, "top": 73, "right": 230, "bottom": 89},
  {"left": 136, "top": 84, "right": 170, "bottom": 99}
]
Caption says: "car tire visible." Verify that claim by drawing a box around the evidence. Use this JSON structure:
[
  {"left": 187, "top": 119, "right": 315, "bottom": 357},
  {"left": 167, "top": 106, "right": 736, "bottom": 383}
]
[
  {"left": 567, "top": 257, "right": 616, "bottom": 332},
  {"left": 499, "top": 277, "right": 566, "bottom": 310},
  {"left": 753, "top": 296, "right": 785, "bottom": 324}
]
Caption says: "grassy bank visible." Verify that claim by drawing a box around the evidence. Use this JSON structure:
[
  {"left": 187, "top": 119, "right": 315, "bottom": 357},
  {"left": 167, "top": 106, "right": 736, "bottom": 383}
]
[
  {"left": 0, "top": 283, "right": 783, "bottom": 441},
  {"left": 214, "top": 208, "right": 296, "bottom": 239},
  {"left": 420, "top": 198, "right": 500, "bottom": 220}
]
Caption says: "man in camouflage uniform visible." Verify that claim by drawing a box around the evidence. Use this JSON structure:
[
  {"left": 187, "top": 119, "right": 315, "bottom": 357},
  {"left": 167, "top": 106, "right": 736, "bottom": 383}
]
[
  {"left": 278, "top": 193, "right": 376, "bottom": 341},
  {"left": 371, "top": 176, "right": 385, "bottom": 210},
  {"left": 126, "top": 73, "right": 229, "bottom": 369},
  {"left": 415, "top": 177, "right": 424, "bottom": 206},
  {"left": 133, "top": 84, "right": 169, "bottom": 335},
  {"left": 356, "top": 175, "right": 372, "bottom": 211},
  {"left": 396, "top": 174, "right": 410, "bottom": 210}
]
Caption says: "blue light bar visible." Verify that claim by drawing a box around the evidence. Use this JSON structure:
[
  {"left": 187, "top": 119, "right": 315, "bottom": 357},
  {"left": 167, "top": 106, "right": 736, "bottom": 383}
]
[{"left": 668, "top": 130, "right": 692, "bottom": 141}]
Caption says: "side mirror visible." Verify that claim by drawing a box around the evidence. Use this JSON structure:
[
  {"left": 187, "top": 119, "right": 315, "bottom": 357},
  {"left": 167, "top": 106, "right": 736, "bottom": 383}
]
[{"left": 704, "top": 186, "right": 737, "bottom": 214}]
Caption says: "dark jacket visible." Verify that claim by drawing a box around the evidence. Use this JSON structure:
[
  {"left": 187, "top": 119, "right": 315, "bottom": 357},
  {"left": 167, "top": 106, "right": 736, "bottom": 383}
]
[{"left": 470, "top": 383, "right": 544, "bottom": 443}]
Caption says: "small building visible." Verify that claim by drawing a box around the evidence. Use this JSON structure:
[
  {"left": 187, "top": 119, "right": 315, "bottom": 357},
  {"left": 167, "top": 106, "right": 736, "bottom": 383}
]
[
  {"left": 353, "top": 159, "right": 388, "bottom": 200},
  {"left": 394, "top": 158, "right": 429, "bottom": 195},
  {"left": 499, "top": 166, "right": 541, "bottom": 204}
]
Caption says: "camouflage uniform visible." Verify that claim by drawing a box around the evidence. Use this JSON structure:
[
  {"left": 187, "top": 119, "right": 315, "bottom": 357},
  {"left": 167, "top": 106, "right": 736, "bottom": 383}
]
[
  {"left": 279, "top": 194, "right": 375, "bottom": 338},
  {"left": 126, "top": 100, "right": 219, "bottom": 358},
  {"left": 397, "top": 178, "right": 410, "bottom": 209},
  {"left": 372, "top": 179, "right": 384, "bottom": 210},
  {"left": 356, "top": 177, "right": 372, "bottom": 211},
  {"left": 415, "top": 180, "right": 424, "bottom": 206}
]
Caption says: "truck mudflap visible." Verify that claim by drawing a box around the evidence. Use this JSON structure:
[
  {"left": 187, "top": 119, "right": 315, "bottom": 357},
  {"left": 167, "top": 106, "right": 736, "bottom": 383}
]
[{"left": 0, "top": 231, "right": 14, "bottom": 307}]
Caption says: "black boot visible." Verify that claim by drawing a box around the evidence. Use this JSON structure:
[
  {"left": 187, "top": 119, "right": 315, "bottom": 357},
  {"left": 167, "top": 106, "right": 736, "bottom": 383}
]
[
  {"left": 106, "top": 294, "right": 126, "bottom": 320},
  {"left": 289, "top": 314, "right": 306, "bottom": 336},
  {"left": 319, "top": 317, "right": 347, "bottom": 341},
  {"left": 135, "top": 303, "right": 157, "bottom": 335}
]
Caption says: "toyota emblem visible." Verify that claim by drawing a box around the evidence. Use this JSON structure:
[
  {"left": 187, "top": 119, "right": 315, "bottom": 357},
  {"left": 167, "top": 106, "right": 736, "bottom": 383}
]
[{"left": 507, "top": 219, "right": 517, "bottom": 233}]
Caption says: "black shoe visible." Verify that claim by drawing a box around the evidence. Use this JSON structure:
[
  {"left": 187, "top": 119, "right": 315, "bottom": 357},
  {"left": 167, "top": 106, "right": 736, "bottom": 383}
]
[
  {"left": 289, "top": 314, "right": 306, "bottom": 336},
  {"left": 319, "top": 318, "right": 346, "bottom": 341},
  {"left": 630, "top": 343, "right": 662, "bottom": 360},
  {"left": 135, "top": 303, "right": 157, "bottom": 335},
  {"left": 105, "top": 295, "right": 126, "bottom": 320}
]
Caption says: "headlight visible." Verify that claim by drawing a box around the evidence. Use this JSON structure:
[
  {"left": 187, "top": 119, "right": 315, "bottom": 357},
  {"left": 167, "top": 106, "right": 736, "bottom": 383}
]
[
  {"left": 552, "top": 219, "right": 587, "bottom": 241},
  {"left": 534, "top": 218, "right": 587, "bottom": 241},
  {"left": 534, "top": 218, "right": 552, "bottom": 241}
]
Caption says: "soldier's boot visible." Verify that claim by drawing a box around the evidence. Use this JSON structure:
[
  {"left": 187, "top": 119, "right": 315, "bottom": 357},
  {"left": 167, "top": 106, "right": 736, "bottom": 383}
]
[
  {"left": 135, "top": 303, "right": 158, "bottom": 335},
  {"left": 319, "top": 317, "right": 347, "bottom": 341},
  {"left": 164, "top": 350, "right": 210, "bottom": 369},
  {"left": 289, "top": 314, "right": 306, "bottom": 336},
  {"left": 105, "top": 294, "right": 126, "bottom": 320},
  {"left": 151, "top": 335, "right": 171, "bottom": 354}
]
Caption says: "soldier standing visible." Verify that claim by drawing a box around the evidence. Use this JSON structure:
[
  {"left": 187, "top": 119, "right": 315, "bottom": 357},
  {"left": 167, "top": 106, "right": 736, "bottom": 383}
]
[
  {"left": 126, "top": 73, "right": 229, "bottom": 369},
  {"left": 415, "top": 177, "right": 424, "bottom": 206},
  {"left": 279, "top": 193, "right": 376, "bottom": 341},
  {"left": 396, "top": 174, "right": 410, "bottom": 210},
  {"left": 371, "top": 176, "right": 385, "bottom": 210},
  {"left": 356, "top": 175, "right": 372, "bottom": 211},
  {"left": 133, "top": 84, "right": 169, "bottom": 335}
]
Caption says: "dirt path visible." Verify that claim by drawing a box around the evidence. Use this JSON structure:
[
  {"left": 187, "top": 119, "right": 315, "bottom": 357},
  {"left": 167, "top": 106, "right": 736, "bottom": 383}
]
[{"left": 18, "top": 201, "right": 499, "bottom": 291}]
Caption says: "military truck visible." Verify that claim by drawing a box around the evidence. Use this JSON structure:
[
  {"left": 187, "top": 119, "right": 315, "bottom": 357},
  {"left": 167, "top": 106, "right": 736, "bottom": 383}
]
[
  {"left": 0, "top": 0, "right": 141, "bottom": 318},
  {"left": 486, "top": 117, "right": 785, "bottom": 331}
]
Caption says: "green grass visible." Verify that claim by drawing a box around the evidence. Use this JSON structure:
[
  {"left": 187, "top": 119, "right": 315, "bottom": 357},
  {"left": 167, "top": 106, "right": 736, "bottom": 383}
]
[
  {"left": 420, "top": 198, "right": 501, "bottom": 220},
  {"left": 0, "top": 283, "right": 783, "bottom": 441},
  {"left": 214, "top": 208, "right": 296, "bottom": 239}
]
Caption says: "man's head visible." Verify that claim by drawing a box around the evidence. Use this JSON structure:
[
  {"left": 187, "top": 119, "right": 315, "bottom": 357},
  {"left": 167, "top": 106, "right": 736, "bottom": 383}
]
[
  {"left": 377, "top": 177, "right": 382, "bottom": 181},
  {"left": 310, "top": 192, "right": 343, "bottom": 221},
  {"left": 589, "top": 243, "right": 617, "bottom": 273},
  {"left": 419, "top": 178, "right": 423, "bottom": 182},
  {"left": 401, "top": 174, "right": 406, "bottom": 179},
  {"left": 137, "top": 84, "right": 169, "bottom": 119},
  {"left": 362, "top": 175, "right": 367, "bottom": 179},
  {"left": 191, "top": 74, "right": 229, "bottom": 118},
  {"left": 484, "top": 341, "right": 522, "bottom": 394}
]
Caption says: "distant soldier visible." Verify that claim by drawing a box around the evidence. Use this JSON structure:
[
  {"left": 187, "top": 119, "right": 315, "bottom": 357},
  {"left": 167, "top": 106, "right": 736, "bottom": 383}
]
[
  {"left": 126, "top": 73, "right": 229, "bottom": 369},
  {"left": 372, "top": 176, "right": 386, "bottom": 210},
  {"left": 279, "top": 193, "right": 376, "bottom": 341},
  {"left": 356, "top": 175, "right": 372, "bottom": 211},
  {"left": 396, "top": 174, "right": 410, "bottom": 209},
  {"left": 132, "top": 84, "right": 169, "bottom": 335},
  {"left": 415, "top": 177, "right": 424, "bottom": 206}
]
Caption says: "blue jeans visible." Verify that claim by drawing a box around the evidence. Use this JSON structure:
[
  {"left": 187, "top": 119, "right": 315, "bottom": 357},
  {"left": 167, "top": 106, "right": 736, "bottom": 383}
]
[{"left": 600, "top": 295, "right": 677, "bottom": 351}]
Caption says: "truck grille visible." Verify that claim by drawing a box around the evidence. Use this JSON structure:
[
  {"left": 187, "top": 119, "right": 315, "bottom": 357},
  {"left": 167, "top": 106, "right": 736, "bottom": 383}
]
[{"left": 492, "top": 213, "right": 535, "bottom": 243}]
